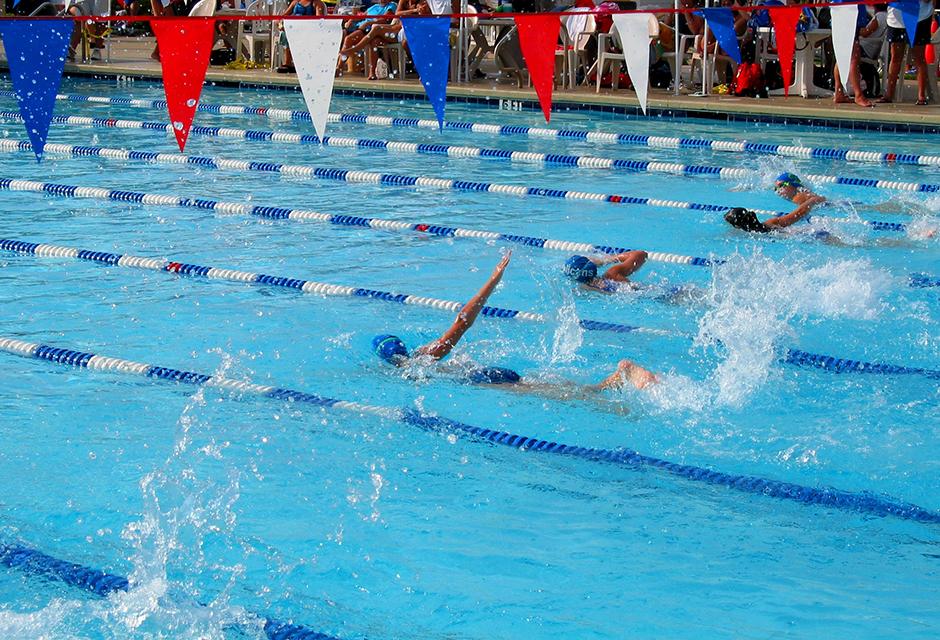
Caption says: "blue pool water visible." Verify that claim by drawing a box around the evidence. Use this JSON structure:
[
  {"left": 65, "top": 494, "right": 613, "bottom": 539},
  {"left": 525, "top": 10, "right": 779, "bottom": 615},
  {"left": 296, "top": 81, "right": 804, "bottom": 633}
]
[{"left": 0, "top": 77, "right": 938, "bottom": 638}]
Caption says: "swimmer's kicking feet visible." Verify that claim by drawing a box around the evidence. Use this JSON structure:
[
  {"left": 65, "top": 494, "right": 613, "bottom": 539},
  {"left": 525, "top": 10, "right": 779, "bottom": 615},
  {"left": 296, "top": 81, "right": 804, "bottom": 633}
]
[{"left": 371, "top": 251, "right": 657, "bottom": 393}]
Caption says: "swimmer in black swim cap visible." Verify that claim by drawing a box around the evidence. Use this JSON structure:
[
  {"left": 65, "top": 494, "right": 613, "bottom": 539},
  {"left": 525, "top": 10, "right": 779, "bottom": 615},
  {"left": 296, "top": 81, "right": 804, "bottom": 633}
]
[
  {"left": 563, "top": 250, "right": 648, "bottom": 294},
  {"left": 371, "top": 251, "right": 658, "bottom": 393},
  {"left": 724, "top": 197, "right": 823, "bottom": 234}
]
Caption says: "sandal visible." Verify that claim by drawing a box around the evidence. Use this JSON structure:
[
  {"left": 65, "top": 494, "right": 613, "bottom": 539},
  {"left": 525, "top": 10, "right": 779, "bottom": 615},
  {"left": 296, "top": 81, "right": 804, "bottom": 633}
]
[
  {"left": 916, "top": 98, "right": 929, "bottom": 106},
  {"left": 275, "top": 64, "right": 295, "bottom": 74},
  {"left": 874, "top": 95, "right": 892, "bottom": 104}
]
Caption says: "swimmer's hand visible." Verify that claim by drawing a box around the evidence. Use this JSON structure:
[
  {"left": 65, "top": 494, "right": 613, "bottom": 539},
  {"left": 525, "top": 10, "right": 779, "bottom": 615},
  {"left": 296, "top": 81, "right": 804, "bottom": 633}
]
[{"left": 493, "top": 250, "right": 512, "bottom": 276}]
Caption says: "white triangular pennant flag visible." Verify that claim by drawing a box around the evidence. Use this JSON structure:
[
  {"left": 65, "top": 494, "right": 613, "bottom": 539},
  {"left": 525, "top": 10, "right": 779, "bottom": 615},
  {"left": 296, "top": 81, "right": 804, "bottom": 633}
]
[
  {"left": 285, "top": 19, "right": 344, "bottom": 141},
  {"left": 830, "top": 5, "right": 858, "bottom": 94},
  {"left": 611, "top": 13, "right": 652, "bottom": 114}
]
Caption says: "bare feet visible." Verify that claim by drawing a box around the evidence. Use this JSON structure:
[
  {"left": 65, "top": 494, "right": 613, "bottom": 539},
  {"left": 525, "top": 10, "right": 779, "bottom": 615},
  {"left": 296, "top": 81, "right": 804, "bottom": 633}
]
[
  {"left": 875, "top": 95, "right": 892, "bottom": 104},
  {"left": 855, "top": 96, "right": 873, "bottom": 108},
  {"left": 598, "top": 359, "right": 659, "bottom": 391},
  {"left": 833, "top": 94, "right": 852, "bottom": 104}
]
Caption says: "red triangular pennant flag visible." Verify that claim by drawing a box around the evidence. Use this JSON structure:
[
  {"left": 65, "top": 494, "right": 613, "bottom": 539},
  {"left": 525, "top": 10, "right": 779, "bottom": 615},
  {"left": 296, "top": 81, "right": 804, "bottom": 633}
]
[
  {"left": 151, "top": 18, "right": 216, "bottom": 151},
  {"left": 514, "top": 14, "right": 560, "bottom": 122},
  {"left": 768, "top": 6, "right": 802, "bottom": 97}
]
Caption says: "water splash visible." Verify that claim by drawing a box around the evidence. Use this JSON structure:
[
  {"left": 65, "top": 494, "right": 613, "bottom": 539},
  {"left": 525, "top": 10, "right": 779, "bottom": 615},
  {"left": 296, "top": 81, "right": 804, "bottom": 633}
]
[
  {"left": 643, "top": 250, "right": 891, "bottom": 411},
  {"left": 99, "top": 352, "right": 255, "bottom": 638}
]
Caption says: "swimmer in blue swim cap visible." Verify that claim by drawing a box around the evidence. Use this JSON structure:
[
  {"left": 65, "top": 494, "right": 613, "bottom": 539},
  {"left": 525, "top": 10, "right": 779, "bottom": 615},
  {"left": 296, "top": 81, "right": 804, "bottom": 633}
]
[
  {"left": 372, "top": 251, "right": 658, "bottom": 392},
  {"left": 563, "top": 250, "right": 648, "bottom": 294}
]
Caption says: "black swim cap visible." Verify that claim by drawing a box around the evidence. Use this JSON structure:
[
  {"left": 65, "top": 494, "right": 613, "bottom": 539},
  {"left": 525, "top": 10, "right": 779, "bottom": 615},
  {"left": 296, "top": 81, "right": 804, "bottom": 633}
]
[{"left": 724, "top": 208, "right": 770, "bottom": 233}]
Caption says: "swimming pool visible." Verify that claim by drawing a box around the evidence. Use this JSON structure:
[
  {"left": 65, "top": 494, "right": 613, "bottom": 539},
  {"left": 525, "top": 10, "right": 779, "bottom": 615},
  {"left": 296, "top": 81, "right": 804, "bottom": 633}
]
[{"left": 0, "top": 76, "right": 938, "bottom": 638}]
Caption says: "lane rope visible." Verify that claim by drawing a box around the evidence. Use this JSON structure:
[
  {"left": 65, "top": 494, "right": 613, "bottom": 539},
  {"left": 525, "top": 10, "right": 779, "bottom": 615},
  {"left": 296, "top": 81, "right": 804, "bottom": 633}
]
[
  {"left": 0, "top": 238, "right": 669, "bottom": 336},
  {"left": 3, "top": 237, "right": 934, "bottom": 374},
  {"left": 0, "top": 117, "right": 785, "bottom": 217},
  {"left": 782, "top": 348, "right": 940, "bottom": 379},
  {"left": 0, "top": 177, "right": 719, "bottom": 267},
  {"left": 7, "top": 90, "right": 940, "bottom": 169},
  {"left": 0, "top": 96, "right": 936, "bottom": 197},
  {"left": 1, "top": 336, "right": 938, "bottom": 524},
  {"left": 0, "top": 133, "right": 908, "bottom": 233},
  {"left": 1, "top": 178, "right": 932, "bottom": 289},
  {"left": 0, "top": 542, "right": 341, "bottom": 640},
  {"left": 910, "top": 273, "right": 940, "bottom": 288}
]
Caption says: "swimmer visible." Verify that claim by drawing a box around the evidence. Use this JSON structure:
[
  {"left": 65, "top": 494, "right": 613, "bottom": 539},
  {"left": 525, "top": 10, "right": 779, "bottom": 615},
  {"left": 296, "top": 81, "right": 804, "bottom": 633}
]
[
  {"left": 372, "top": 251, "right": 657, "bottom": 393},
  {"left": 726, "top": 174, "right": 827, "bottom": 236},
  {"left": 723, "top": 201, "right": 823, "bottom": 234},
  {"left": 773, "top": 172, "right": 827, "bottom": 207},
  {"left": 773, "top": 171, "right": 934, "bottom": 221},
  {"left": 562, "top": 251, "right": 648, "bottom": 294}
]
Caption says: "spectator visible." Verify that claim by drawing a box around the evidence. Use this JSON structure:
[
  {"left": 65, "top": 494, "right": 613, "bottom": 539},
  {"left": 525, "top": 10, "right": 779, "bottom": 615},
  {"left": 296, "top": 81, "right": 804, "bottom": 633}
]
[
  {"left": 878, "top": 0, "right": 934, "bottom": 104},
  {"left": 831, "top": 0, "right": 874, "bottom": 107},
  {"left": 275, "top": 0, "right": 327, "bottom": 73}
]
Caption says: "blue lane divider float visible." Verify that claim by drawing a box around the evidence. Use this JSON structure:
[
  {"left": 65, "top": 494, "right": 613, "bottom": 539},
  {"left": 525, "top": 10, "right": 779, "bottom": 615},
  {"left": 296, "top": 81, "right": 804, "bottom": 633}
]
[
  {"left": 910, "top": 273, "right": 940, "bottom": 288},
  {"left": 0, "top": 541, "right": 342, "bottom": 640},
  {"left": 783, "top": 348, "right": 940, "bottom": 380},
  {"left": 0, "top": 135, "right": 908, "bottom": 235},
  {"left": 0, "top": 336, "right": 938, "bottom": 524},
  {"left": 0, "top": 238, "right": 670, "bottom": 336},
  {"left": 0, "top": 110, "right": 933, "bottom": 199},
  {"left": 0, "top": 177, "right": 718, "bottom": 268},
  {"left": 6, "top": 89, "right": 940, "bottom": 170}
]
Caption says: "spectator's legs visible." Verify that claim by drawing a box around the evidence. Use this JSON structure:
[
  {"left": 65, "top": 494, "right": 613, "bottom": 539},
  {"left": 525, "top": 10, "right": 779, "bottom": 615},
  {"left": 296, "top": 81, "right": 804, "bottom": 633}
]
[
  {"left": 67, "top": 7, "right": 81, "bottom": 61},
  {"left": 878, "top": 41, "right": 906, "bottom": 102},
  {"left": 833, "top": 42, "right": 872, "bottom": 107},
  {"left": 911, "top": 44, "right": 928, "bottom": 103}
]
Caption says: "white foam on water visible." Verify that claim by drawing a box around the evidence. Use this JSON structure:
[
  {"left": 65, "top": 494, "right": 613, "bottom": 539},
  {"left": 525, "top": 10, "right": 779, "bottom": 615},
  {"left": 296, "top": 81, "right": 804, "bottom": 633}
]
[
  {"left": 640, "top": 250, "right": 892, "bottom": 411},
  {"left": 0, "top": 598, "right": 83, "bottom": 637}
]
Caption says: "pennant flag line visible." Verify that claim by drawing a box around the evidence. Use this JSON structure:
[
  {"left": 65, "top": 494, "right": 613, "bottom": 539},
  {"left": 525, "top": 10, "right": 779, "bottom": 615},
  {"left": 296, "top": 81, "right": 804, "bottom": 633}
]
[
  {"left": 696, "top": 7, "right": 741, "bottom": 64},
  {"left": 514, "top": 14, "right": 561, "bottom": 123},
  {"left": 768, "top": 5, "right": 802, "bottom": 96},
  {"left": 611, "top": 13, "right": 652, "bottom": 114},
  {"left": 0, "top": 19, "right": 73, "bottom": 161},
  {"left": 151, "top": 18, "right": 215, "bottom": 152},
  {"left": 402, "top": 17, "right": 451, "bottom": 128},
  {"left": 285, "top": 19, "right": 344, "bottom": 142}
]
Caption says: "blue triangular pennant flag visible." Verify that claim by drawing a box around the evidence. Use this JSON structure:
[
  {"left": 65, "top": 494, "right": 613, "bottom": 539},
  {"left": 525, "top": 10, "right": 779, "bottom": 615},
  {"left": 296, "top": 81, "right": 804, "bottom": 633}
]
[
  {"left": 0, "top": 19, "right": 73, "bottom": 161},
  {"left": 889, "top": 0, "right": 920, "bottom": 46},
  {"left": 695, "top": 7, "right": 741, "bottom": 64},
  {"left": 401, "top": 16, "right": 450, "bottom": 129}
]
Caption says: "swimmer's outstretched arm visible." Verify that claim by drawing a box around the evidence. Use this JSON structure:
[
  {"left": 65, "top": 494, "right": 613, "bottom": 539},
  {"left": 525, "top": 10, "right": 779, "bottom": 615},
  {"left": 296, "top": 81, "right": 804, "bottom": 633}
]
[
  {"left": 595, "top": 250, "right": 648, "bottom": 281},
  {"left": 415, "top": 251, "right": 512, "bottom": 361},
  {"left": 764, "top": 195, "right": 825, "bottom": 229}
]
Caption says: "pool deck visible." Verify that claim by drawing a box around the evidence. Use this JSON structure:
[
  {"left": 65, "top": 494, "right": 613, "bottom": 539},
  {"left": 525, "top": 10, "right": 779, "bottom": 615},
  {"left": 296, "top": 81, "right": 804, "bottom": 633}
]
[{"left": 5, "top": 36, "right": 940, "bottom": 129}]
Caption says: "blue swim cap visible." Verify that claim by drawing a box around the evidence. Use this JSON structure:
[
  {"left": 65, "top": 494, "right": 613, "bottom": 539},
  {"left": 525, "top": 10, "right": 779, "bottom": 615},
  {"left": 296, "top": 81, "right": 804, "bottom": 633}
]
[
  {"left": 467, "top": 366, "right": 521, "bottom": 385},
  {"left": 563, "top": 255, "right": 597, "bottom": 283},
  {"left": 372, "top": 334, "right": 408, "bottom": 364},
  {"left": 774, "top": 172, "right": 803, "bottom": 190}
]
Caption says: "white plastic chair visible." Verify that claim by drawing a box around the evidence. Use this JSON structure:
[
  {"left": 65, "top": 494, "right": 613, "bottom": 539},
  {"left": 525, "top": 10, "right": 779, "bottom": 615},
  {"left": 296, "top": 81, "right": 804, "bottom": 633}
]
[
  {"left": 595, "top": 15, "right": 658, "bottom": 93},
  {"left": 689, "top": 33, "right": 739, "bottom": 91},
  {"left": 189, "top": 0, "right": 217, "bottom": 17},
  {"left": 660, "top": 28, "right": 695, "bottom": 87},
  {"left": 557, "top": 9, "right": 595, "bottom": 89},
  {"left": 236, "top": 0, "right": 274, "bottom": 64}
]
